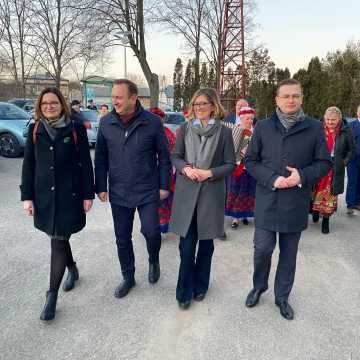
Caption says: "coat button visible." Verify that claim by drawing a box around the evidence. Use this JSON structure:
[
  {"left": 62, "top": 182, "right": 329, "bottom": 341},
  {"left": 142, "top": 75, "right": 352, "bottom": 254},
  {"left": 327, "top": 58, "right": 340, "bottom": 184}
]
[
  {"left": 72, "top": 193, "right": 76, "bottom": 196},
  {"left": 50, "top": 166, "right": 54, "bottom": 170},
  {"left": 51, "top": 186, "right": 55, "bottom": 191},
  {"left": 50, "top": 146, "right": 53, "bottom": 150}
]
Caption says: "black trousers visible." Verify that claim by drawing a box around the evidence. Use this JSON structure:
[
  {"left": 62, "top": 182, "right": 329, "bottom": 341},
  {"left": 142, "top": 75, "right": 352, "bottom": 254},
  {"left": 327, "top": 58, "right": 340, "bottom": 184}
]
[
  {"left": 111, "top": 202, "right": 161, "bottom": 281},
  {"left": 252, "top": 228, "right": 301, "bottom": 301},
  {"left": 176, "top": 213, "right": 214, "bottom": 303}
]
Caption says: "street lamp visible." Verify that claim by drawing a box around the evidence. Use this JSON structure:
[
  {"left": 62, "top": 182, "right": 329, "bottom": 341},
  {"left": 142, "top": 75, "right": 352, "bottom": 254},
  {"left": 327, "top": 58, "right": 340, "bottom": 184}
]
[{"left": 113, "top": 31, "right": 132, "bottom": 78}]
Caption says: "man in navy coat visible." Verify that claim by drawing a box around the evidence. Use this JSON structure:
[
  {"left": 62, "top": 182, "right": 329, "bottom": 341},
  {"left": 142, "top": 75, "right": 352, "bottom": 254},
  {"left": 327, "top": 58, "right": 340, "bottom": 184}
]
[
  {"left": 345, "top": 105, "right": 360, "bottom": 214},
  {"left": 95, "top": 79, "right": 171, "bottom": 298},
  {"left": 224, "top": 98, "right": 249, "bottom": 124},
  {"left": 244, "top": 79, "right": 332, "bottom": 320}
]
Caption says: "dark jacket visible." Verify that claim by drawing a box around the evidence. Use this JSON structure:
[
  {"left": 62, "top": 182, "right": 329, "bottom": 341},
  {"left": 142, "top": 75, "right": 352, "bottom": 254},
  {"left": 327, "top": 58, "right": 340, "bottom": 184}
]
[
  {"left": 348, "top": 119, "right": 360, "bottom": 157},
  {"left": 94, "top": 103, "right": 171, "bottom": 208},
  {"left": 224, "top": 112, "right": 236, "bottom": 124},
  {"left": 71, "top": 110, "right": 86, "bottom": 126},
  {"left": 244, "top": 113, "right": 332, "bottom": 233},
  {"left": 20, "top": 121, "right": 95, "bottom": 236},
  {"left": 170, "top": 123, "right": 235, "bottom": 240},
  {"left": 321, "top": 119, "right": 355, "bottom": 195}
]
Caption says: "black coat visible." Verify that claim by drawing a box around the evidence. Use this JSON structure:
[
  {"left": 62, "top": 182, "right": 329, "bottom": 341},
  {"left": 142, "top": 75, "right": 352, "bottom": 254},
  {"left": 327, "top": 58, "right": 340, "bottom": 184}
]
[
  {"left": 324, "top": 120, "right": 355, "bottom": 195},
  {"left": 20, "top": 121, "right": 95, "bottom": 236},
  {"left": 244, "top": 113, "right": 332, "bottom": 233},
  {"left": 94, "top": 103, "right": 171, "bottom": 207}
]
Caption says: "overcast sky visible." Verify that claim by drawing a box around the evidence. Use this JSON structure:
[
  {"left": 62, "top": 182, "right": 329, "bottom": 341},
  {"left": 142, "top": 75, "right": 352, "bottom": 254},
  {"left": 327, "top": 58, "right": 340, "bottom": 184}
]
[{"left": 106, "top": 0, "right": 360, "bottom": 82}]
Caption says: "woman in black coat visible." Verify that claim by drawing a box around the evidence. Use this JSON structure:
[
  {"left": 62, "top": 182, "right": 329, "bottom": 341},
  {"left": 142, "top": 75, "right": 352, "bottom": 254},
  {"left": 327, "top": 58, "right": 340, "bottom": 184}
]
[
  {"left": 20, "top": 87, "right": 94, "bottom": 321},
  {"left": 312, "top": 106, "right": 355, "bottom": 233}
]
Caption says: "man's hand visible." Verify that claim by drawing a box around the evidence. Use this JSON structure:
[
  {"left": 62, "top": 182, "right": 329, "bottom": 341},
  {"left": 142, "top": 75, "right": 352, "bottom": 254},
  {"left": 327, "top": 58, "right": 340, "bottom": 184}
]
[
  {"left": 23, "top": 200, "right": 34, "bottom": 216},
  {"left": 183, "top": 167, "right": 199, "bottom": 181},
  {"left": 83, "top": 200, "right": 93, "bottom": 212},
  {"left": 159, "top": 189, "right": 170, "bottom": 200},
  {"left": 273, "top": 176, "right": 288, "bottom": 189},
  {"left": 192, "top": 168, "right": 212, "bottom": 182},
  {"left": 97, "top": 192, "right": 108, "bottom": 202},
  {"left": 285, "top": 166, "right": 301, "bottom": 187}
]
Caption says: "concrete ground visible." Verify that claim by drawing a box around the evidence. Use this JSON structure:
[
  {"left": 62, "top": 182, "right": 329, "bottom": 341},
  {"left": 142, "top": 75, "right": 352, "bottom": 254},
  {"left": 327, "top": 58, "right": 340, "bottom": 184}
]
[{"left": 0, "top": 153, "right": 359, "bottom": 360}]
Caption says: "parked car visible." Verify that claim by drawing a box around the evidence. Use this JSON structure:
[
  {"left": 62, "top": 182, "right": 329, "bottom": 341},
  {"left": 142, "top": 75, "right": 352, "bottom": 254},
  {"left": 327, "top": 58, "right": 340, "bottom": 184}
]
[
  {"left": 164, "top": 111, "right": 186, "bottom": 133},
  {"left": 0, "top": 102, "right": 31, "bottom": 157},
  {"left": 8, "top": 98, "right": 36, "bottom": 112},
  {"left": 80, "top": 109, "right": 99, "bottom": 147}
]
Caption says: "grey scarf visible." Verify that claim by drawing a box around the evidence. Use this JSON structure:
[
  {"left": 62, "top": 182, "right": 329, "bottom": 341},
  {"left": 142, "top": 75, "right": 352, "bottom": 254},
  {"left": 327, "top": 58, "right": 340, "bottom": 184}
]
[
  {"left": 276, "top": 107, "right": 305, "bottom": 130},
  {"left": 184, "top": 119, "right": 221, "bottom": 169},
  {"left": 41, "top": 115, "right": 70, "bottom": 140}
]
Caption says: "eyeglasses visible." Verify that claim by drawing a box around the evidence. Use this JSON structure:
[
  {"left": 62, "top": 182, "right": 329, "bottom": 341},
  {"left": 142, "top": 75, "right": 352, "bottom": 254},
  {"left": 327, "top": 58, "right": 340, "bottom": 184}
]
[
  {"left": 41, "top": 102, "right": 61, "bottom": 108},
  {"left": 277, "top": 94, "right": 302, "bottom": 100},
  {"left": 193, "top": 102, "right": 211, "bottom": 107}
]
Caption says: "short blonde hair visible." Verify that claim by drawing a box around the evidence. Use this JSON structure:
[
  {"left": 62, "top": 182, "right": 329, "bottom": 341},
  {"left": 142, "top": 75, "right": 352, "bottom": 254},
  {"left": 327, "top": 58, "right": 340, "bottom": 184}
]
[
  {"left": 324, "top": 106, "right": 342, "bottom": 119},
  {"left": 187, "top": 88, "right": 225, "bottom": 120}
]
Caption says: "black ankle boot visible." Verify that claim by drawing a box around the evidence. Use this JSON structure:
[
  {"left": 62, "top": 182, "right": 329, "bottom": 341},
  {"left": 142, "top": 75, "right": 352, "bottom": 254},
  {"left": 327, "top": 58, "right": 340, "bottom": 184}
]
[
  {"left": 62, "top": 263, "right": 79, "bottom": 292},
  {"left": 321, "top": 217, "right": 329, "bottom": 234},
  {"left": 312, "top": 211, "right": 320, "bottom": 223},
  {"left": 40, "top": 291, "right": 58, "bottom": 321}
]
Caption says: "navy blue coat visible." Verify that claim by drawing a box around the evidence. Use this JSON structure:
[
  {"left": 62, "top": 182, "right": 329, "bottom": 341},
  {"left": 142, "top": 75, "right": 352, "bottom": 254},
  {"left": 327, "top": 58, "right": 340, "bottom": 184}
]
[
  {"left": 20, "top": 121, "right": 95, "bottom": 236},
  {"left": 244, "top": 113, "right": 332, "bottom": 233},
  {"left": 349, "top": 119, "right": 360, "bottom": 157},
  {"left": 94, "top": 103, "right": 171, "bottom": 208}
]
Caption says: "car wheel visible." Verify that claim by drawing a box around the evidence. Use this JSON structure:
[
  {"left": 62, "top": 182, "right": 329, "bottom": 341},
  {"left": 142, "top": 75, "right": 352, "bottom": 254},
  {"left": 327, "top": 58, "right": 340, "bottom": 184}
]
[{"left": 0, "top": 133, "right": 22, "bottom": 158}]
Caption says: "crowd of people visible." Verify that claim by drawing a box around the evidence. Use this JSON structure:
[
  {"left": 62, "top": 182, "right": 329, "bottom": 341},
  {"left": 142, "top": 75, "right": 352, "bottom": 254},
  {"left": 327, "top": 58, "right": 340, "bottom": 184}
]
[{"left": 20, "top": 78, "right": 360, "bottom": 323}]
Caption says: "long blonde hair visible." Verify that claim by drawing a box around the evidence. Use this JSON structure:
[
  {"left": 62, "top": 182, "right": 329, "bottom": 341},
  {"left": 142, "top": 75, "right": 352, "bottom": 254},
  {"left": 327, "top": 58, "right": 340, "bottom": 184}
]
[{"left": 187, "top": 88, "right": 225, "bottom": 120}]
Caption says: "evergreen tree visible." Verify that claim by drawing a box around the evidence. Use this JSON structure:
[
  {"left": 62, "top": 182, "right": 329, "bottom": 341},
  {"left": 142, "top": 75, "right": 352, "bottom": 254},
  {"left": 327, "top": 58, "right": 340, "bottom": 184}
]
[
  {"left": 207, "top": 66, "right": 217, "bottom": 89},
  {"left": 173, "top": 58, "right": 183, "bottom": 111},
  {"left": 200, "top": 62, "right": 208, "bottom": 87},
  {"left": 183, "top": 59, "right": 194, "bottom": 108}
]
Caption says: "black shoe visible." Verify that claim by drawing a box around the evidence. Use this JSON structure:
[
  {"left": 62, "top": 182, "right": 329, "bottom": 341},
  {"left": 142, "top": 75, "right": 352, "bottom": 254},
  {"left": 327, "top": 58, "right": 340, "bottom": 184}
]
[
  {"left": 321, "top": 217, "right": 329, "bottom": 234},
  {"left": 193, "top": 293, "right": 206, "bottom": 302},
  {"left": 275, "top": 299, "right": 294, "bottom": 320},
  {"left": 312, "top": 211, "right": 320, "bottom": 223},
  {"left": 178, "top": 300, "right": 191, "bottom": 310},
  {"left": 114, "top": 278, "right": 135, "bottom": 299},
  {"left": 245, "top": 288, "right": 266, "bottom": 308},
  {"left": 231, "top": 221, "right": 239, "bottom": 229},
  {"left": 40, "top": 291, "right": 58, "bottom": 321},
  {"left": 242, "top": 218, "right": 249, "bottom": 225},
  {"left": 148, "top": 262, "right": 160, "bottom": 284},
  {"left": 62, "top": 263, "right": 79, "bottom": 292}
]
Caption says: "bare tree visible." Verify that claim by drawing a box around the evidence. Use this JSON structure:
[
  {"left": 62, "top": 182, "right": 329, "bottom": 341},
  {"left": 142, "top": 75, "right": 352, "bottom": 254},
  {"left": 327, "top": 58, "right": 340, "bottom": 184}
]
[{"left": 82, "top": 0, "right": 160, "bottom": 106}]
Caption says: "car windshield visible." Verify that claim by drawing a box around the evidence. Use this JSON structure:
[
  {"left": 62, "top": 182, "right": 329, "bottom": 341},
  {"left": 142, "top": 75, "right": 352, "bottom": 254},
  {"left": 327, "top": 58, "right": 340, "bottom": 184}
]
[
  {"left": 165, "top": 113, "right": 185, "bottom": 125},
  {"left": 0, "top": 103, "right": 30, "bottom": 120},
  {"left": 81, "top": 110, "right": 98, "bottom": 122}
]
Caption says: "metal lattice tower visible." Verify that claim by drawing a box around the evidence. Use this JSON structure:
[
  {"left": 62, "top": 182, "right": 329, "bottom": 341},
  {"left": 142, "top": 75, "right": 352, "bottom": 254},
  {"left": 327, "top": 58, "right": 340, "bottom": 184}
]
[{"left": 219, "top": 0, "right": 246, "bottom": 110}]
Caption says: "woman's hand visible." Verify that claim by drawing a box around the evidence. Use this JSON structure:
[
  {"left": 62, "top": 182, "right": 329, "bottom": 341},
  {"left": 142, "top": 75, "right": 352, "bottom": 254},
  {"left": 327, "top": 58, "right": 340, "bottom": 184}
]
[
  {"left": 192, "top": 169, "right": 213, "bottom": 182},
  {"left": 23, "top": 200, "right": 34, "bottom": 216},
  {"left": 83, "top": 200, "right": 93, "bottom": 212},
  {"left": 183, "top": 166, "right": 199, "bottom": 181}
]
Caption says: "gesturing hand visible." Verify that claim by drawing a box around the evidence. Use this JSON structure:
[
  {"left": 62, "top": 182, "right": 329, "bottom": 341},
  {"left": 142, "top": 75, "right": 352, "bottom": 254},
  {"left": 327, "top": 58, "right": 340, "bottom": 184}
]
[
  {"left": 23, "top": 200, "right": 34, "bottom": 216},
  {"left": 183, "top": 167, "right": 199, "bottom": 181}
]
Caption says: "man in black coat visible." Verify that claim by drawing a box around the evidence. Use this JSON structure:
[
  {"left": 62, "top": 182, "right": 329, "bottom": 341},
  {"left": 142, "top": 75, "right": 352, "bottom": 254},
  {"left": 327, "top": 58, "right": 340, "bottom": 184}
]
[
  {"left": 244, "top": 79, "right": 332, "bottom": 320},
  {"left": 95, "top": 79, "right": 171, "bottom": 299}
]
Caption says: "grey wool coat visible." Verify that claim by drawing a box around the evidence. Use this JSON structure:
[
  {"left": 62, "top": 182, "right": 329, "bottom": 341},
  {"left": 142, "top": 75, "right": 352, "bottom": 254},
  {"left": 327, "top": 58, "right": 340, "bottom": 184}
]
[
  {"left": 170, "top": 122, "right": 235, "bottom": 240},
  {"left": 244, "top": 113, "right": 332, "bottom": 233}
]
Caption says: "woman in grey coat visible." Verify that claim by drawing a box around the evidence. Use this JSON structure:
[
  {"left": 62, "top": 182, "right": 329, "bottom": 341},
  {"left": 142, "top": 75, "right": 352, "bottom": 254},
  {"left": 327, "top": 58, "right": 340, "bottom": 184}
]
[{"left": 170, "top": 88, "right": 235, "bottom": 309}]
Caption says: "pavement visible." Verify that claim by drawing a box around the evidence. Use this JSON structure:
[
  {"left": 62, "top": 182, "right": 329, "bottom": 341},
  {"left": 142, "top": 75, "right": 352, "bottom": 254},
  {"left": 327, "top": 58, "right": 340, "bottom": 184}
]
[{"left": 0, "top": 152, "right": 360, "bottom": 360}]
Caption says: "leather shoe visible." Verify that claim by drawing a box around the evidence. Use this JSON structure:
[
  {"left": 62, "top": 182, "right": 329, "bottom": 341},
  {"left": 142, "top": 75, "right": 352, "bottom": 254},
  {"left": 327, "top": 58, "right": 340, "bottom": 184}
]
[
  {"left": 62, "top": 263, "right": 79, "bottom": 292},
  {"left": 275, "top": 299, "right": 294, "bottom": 320},
  {"left": 178, "top": 300, "right": 191, "bottom": 310},
  {"left": 114, "top": 278, "right": 135, "bottom": 299},
  {"left": 245, "top": 288, "right": 266, "bottom": 308},
  {"left": 40, "top": 291, "right": 58, "bottom": 321},
  {"left": 193, "top": 293, "right": 206, "bottom": 301},
  {"left": 148, "top": 262, "right": 160, "bottom": 284}
]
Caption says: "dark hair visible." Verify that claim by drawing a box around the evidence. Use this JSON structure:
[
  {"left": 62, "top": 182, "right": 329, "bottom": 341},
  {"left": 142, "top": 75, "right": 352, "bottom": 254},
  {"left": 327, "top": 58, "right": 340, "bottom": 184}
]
[
  {"left": 100, "top": 104, "right": 109, "bottom": 109},
  {"left": 35, "top": 87, "right": 70, "bottom": 122},
  {"left": 71, "top": 99, "right": 80, "bottom": 106},
  {"left": 276, "top": 78, "right": 302, "bottom": 95},
  {"left": 113, "top": 79, "right": 138, "bottom": 96},
  {"left": 88, "top": 99, "right": 94, "bottom": 103}
]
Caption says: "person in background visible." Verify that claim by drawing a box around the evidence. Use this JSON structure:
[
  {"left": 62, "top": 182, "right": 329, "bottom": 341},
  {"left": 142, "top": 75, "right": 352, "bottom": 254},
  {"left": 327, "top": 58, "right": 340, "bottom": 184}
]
[
  {"left": 70, "top": 100, "right": 86, "bottom": 126},
  {"left": 312, "top": 106, "right": 355, "bottom": 233},
  {"left": 345, "top": 105, "right": 360, "bottom": 214},
  {"left": 20, "top": 87, "right": 94, "bottom": 321},
  {"left": 170, "top": 88, "right": 235, "bottom": 309},
  {"left": 87, "top": 99, "right": 97, "bottom": 111},
  {"left": 244, "top": 79, "right": 332, "bottom": 320},
  {"left": 224, "top": 98, "right": 249, "bottom": 124},
  {"left": 99, "top": 104, "right": 109, "bottom": 119},
  {"left": 95, "top": 79, "right": 171, "bottom": 299},
  {"left": 224, "top": 107, "right": 257, "bottom": 229},
  {"left": 148, "top": 107, "right": 176, "bottom": 233}
]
